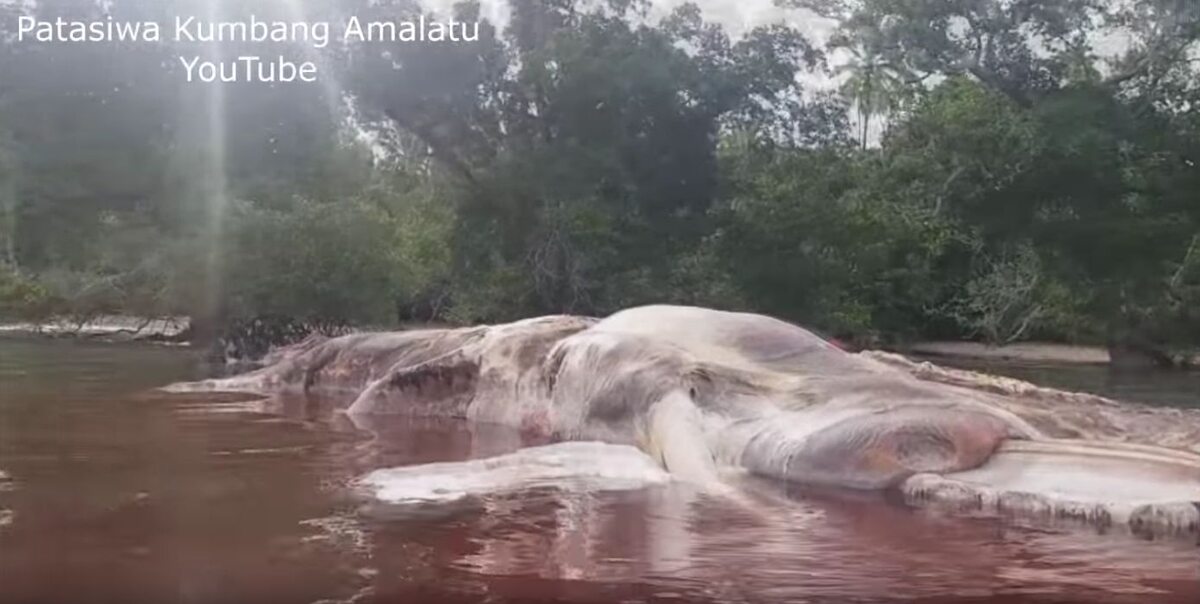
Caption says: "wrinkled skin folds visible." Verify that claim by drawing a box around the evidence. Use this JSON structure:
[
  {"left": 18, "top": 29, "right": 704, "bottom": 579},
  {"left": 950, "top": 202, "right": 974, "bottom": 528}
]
[{"left": 165, "top": 305, "right": 1200, "bottom": 537}]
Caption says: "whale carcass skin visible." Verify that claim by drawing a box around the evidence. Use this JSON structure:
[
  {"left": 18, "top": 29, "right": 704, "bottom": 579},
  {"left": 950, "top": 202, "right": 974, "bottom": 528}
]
[{"left": 164, "top": 305, "right": 1200, "bottom": 537}]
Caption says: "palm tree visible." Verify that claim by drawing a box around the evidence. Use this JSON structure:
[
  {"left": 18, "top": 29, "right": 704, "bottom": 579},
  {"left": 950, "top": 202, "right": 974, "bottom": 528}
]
[{"left": 834, "top": 32, "right": 914, "bottom": 148}]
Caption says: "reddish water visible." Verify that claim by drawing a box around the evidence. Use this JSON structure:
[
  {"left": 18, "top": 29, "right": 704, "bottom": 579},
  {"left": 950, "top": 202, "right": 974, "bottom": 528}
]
[{"left": 1, "top": 338, "right": 1197, "bottom": 604}]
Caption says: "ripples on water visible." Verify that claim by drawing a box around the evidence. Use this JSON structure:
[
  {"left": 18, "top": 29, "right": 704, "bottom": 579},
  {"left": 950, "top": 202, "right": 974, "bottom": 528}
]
[{"left": 0, "top": 337, "right": 1197, "bottom": 604}]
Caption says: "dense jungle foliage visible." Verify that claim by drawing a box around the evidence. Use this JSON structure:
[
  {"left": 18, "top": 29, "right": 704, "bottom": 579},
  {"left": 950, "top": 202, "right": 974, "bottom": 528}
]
[{"left": 1, "top": 0, "right": 1198, "bottom": 356}]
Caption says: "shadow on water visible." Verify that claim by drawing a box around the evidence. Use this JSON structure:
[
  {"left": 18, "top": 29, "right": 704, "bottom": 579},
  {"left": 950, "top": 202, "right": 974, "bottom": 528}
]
[{"left": 0, "top": 337, "right": 1197, "bottom": 604}]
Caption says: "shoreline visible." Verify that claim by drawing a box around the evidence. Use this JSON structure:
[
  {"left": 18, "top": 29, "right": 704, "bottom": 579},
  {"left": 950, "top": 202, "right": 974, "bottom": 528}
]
[
  {"left": 902, "top": 340, "right": 1200, "bottom": 368},
  {"left": 0, "top": 315, "right": 190, "bottom": 344},
  {"left": 3, "top": 317, "right": 1196, "bottom": 369},
  {"left": 899, "top": 341, "right": 1111, "bottom": 365}
]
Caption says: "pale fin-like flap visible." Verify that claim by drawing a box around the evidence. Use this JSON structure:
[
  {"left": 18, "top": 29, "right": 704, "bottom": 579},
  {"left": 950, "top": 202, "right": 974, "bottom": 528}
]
[
  {"left": 646, "top": 390, "right": 722, "bottom": 486},
  {"left": 359, "top": 441, "right": 671, "bottom": 504}
]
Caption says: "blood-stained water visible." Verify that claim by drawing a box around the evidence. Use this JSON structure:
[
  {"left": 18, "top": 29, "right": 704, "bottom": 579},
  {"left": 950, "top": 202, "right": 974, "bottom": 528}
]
[{"left": 1, "top": 337, "right": 1197, "bottom": 604}]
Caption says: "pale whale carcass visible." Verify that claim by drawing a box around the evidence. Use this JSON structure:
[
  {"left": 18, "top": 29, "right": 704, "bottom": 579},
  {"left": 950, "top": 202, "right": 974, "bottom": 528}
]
[{"left": 164, "top": 305, "right": 1200, "bottom": 537}]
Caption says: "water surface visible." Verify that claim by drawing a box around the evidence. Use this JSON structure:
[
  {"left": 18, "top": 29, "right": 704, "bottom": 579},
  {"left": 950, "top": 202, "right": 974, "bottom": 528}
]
[
  {"left": 1, "top": 337, "right": 1197, "bottom": 603},
  {"left": 923, "top": 355, "right": 1200, "bottom": 410}
]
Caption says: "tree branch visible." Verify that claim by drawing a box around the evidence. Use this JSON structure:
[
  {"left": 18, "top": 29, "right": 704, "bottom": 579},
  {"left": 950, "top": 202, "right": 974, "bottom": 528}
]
[{"left": 383, "top": 108, "right": 479, "bottom": 187}]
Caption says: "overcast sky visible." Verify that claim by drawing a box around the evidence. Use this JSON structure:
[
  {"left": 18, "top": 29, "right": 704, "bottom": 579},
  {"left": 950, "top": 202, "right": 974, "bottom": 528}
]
[
  {"left": 445, "top": 0, "right": 842, "bottom": 93},
  {"left": 437, "top": 0, "right": 837, "bottom": 45}
]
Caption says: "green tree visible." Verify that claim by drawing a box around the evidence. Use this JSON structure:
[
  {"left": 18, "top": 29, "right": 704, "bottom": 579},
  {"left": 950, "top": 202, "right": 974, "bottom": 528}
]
[{"left": 340, "top": 0, "right": 833, "bottom": 319}]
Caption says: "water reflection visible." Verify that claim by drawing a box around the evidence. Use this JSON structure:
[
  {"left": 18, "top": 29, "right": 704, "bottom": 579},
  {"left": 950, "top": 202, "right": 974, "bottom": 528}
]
[
  {"left": 0, "top": 338, "right": 1198, "bottom": 604},
  {"left": 343, "top": 408, "right": 1200, "bottom": 603}
]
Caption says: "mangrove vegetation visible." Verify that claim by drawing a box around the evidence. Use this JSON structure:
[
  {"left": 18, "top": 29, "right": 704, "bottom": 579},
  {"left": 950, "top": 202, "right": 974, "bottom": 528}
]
[{"left": 1, "top": 0, "right": 1198, "bottom": 359}]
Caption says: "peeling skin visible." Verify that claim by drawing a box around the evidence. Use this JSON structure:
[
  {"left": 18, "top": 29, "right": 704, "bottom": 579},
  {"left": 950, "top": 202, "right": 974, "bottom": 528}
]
[
  {"left": 0, "top": 470, "right": 11, "bottom": 528},
  {"left": 163, "top": 305, "right": 1200, "bottom": 537},
  {"left": 902, "top": 439, "right": 1200, "bottom": 531}
]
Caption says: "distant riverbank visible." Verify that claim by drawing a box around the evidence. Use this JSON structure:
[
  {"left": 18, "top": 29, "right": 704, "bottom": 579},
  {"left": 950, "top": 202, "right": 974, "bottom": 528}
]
[
  {"left": 902, "top": 341, "right": 1110, "bottom": 364},
  {"left": 903, "top": 340, "right": 1200, "bottom": 368},
  {"left": 4, "top": 315, "right": 1197, "bottom": 369},
  {"left": 0, "top": 315, "right": 189, "bottom": 343}
]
